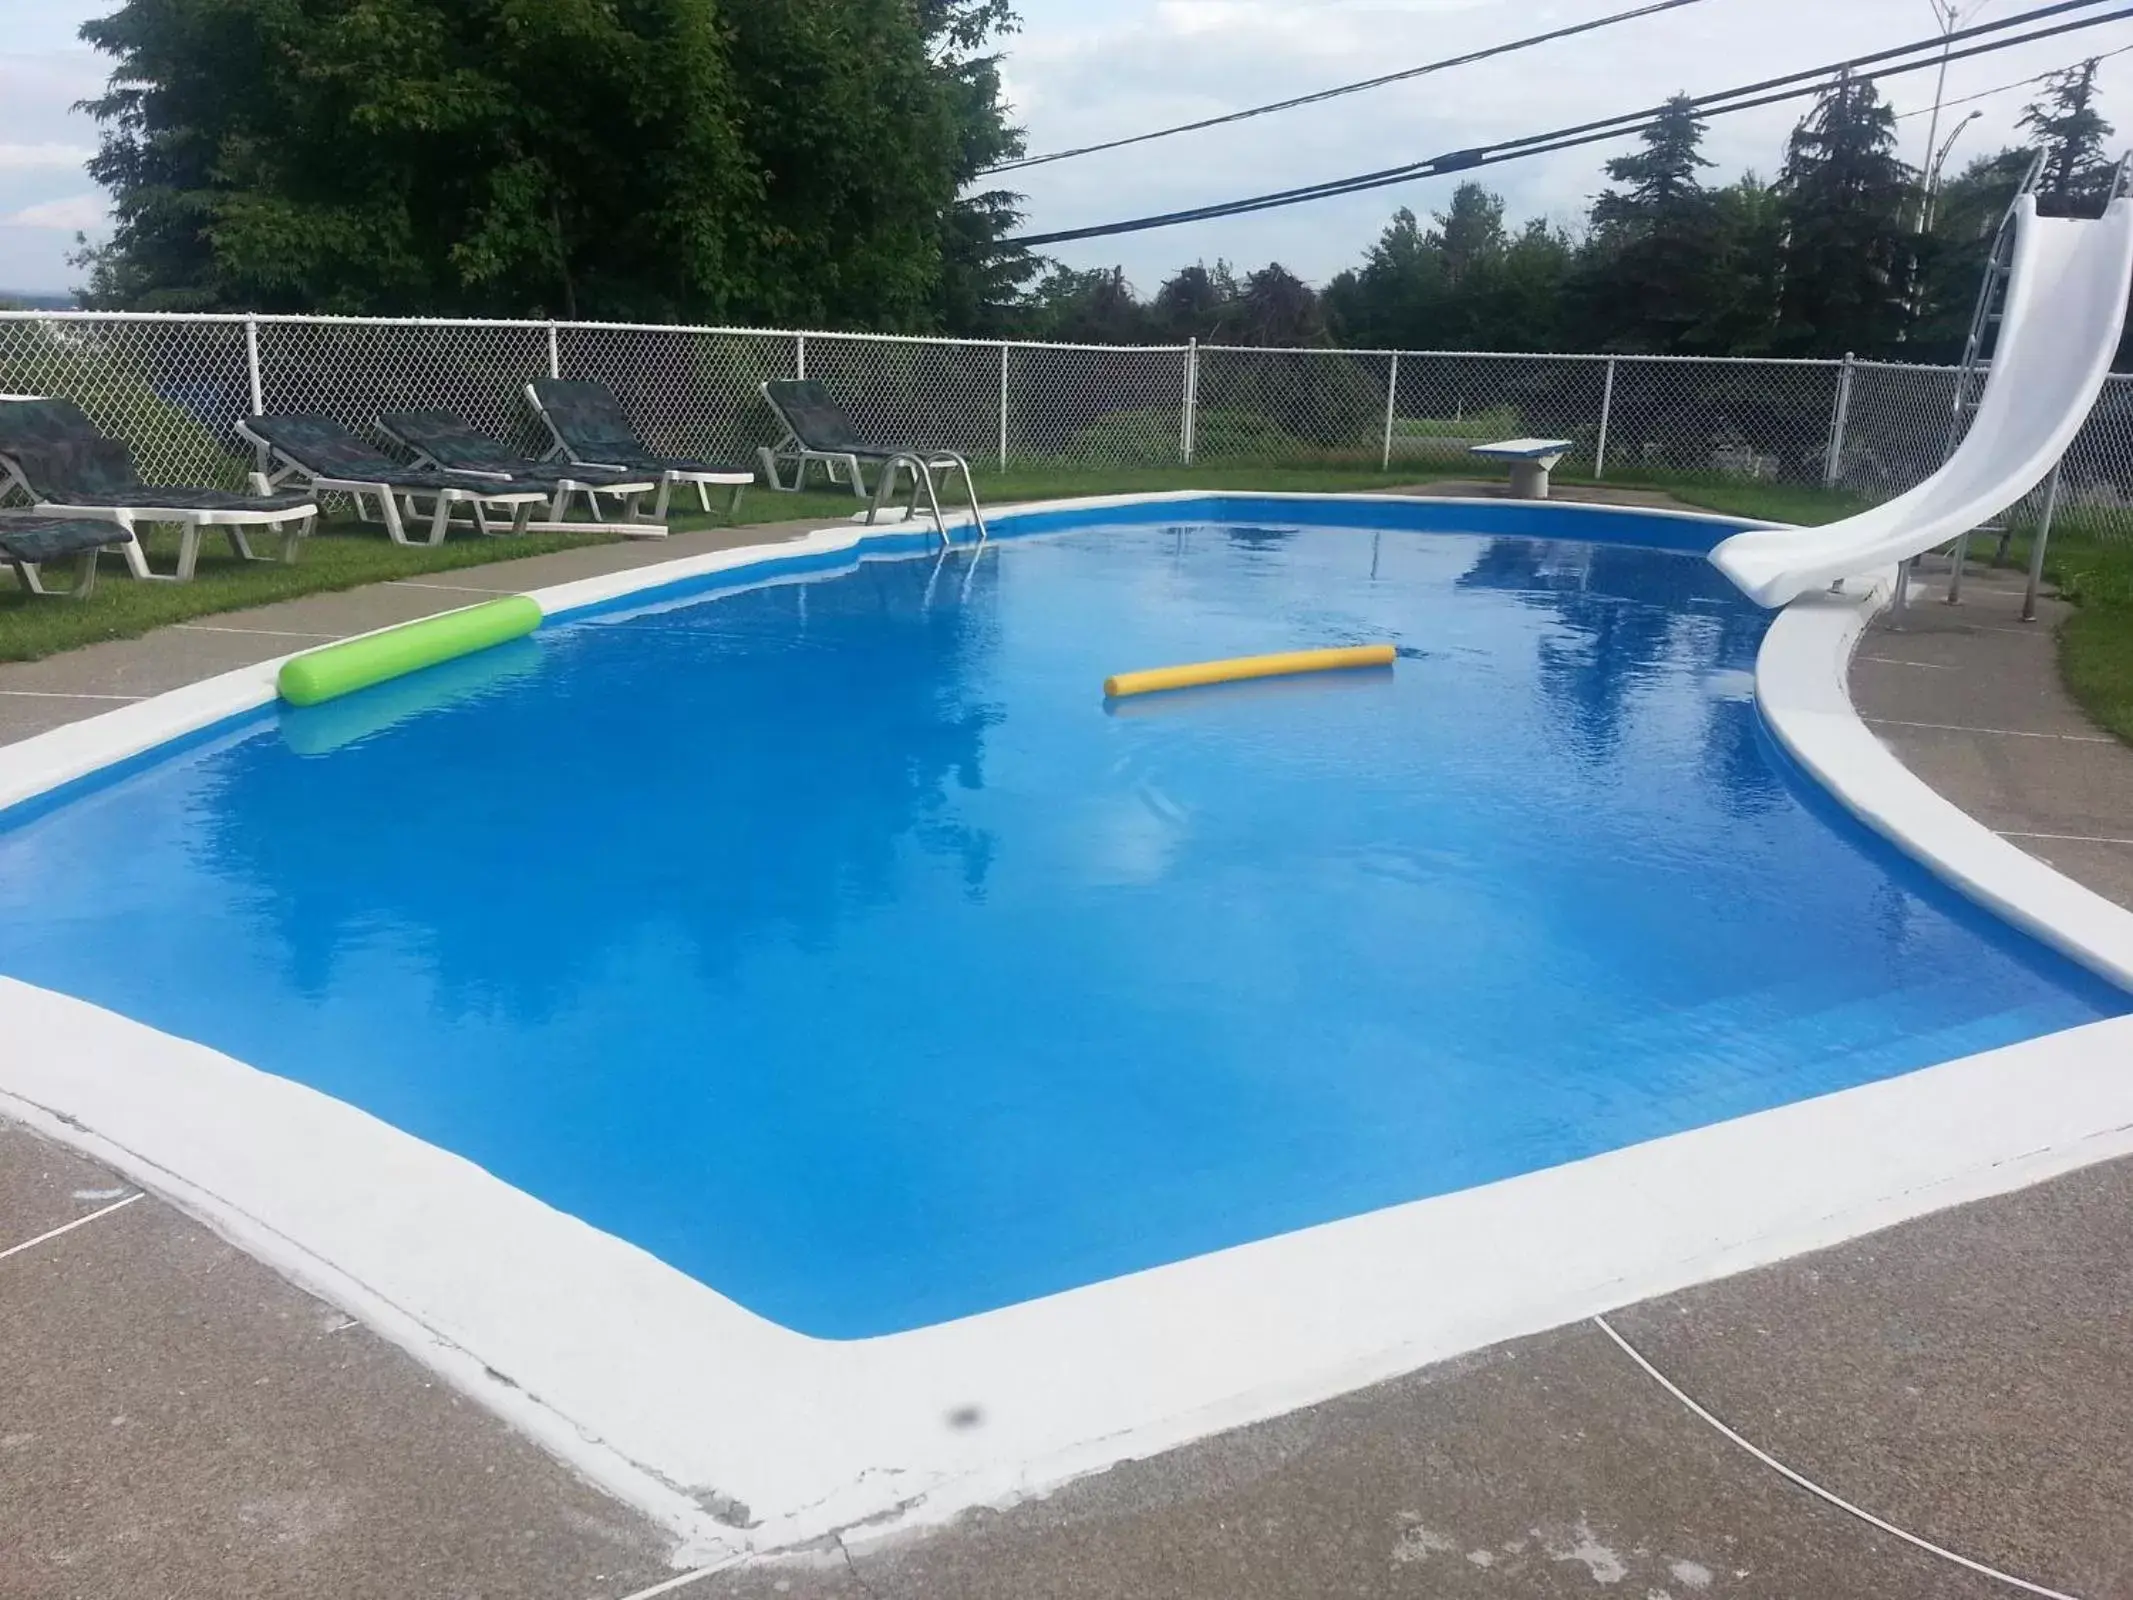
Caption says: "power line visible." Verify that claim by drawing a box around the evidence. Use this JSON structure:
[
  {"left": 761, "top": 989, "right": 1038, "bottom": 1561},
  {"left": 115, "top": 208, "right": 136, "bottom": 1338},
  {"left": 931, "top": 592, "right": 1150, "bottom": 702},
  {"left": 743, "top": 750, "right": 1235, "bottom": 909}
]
[
  {"left": 1009, "top": 0, "right": 2133, "bottom": 247},
  {"left": 986, "top": 0, "right": 1720, "bottom": 176},
  {"left": 1893, "top": 38, "right": 2133, "bottom": 114},
  {"left": 1017, "top": 0, "right": 2124, "bottom": 243}
]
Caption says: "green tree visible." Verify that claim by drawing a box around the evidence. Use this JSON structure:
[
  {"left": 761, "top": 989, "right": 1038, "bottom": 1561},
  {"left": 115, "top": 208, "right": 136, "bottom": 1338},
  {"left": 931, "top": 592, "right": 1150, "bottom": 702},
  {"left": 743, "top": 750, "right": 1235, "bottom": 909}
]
[
  {"left": 1234, "top": 262, "right": 1324, "bottom": 346},
  {"left": 2020, "top": 59, "right": 2116, "bottom": 216},
  {"left": 924, "top": 0, "right": 1039, "bottom": 333},
  {"left": 1578, "top": 95, "right": 1730, "bottom": 352},
  {"left": 77, "top": 0, "right": 998, "bottom": 328},
  {"left": 1322, "top": 207, "right": 1444, "bottom": 348},
  {"left": 1693, "top": 175, "right": 1784, "bottom": 354},
  {"left": 1475, "top": 218, "right": 1577, "bottom": 351},
  {"left": 1020, "top": 265, "right": 1150, "bottom": 343},
  {"left": 1322, "top": 188, "right": 1580, "bottom": 352},
  {"left": 1775, "top": 73, "right": 1916, "bottom": 356},
  {"left": 1150, "top": 261, "right": 1241, "bottom": 341},
  {"left": 1910, "top": 147, "right": 2033, "bottom": 358},
  {"left": 1429, "top": 183, "right": 1507, "bottom": 287},
  {"left": 1594, "top": 94, "right": 1712, "bottom": 221}
]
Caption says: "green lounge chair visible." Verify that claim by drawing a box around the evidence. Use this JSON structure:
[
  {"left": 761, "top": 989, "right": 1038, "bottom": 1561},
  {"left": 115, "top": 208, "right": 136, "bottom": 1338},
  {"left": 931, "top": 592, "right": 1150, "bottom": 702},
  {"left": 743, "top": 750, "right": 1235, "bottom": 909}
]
[
  {"left": 525, "top": 379, "right": 752, "bottom": 521},
  {"left": 238, "top": 414, "right": 554, "bottom": 546},
  {"left": 0, "top": 514, "right": 136, "bottom": 597},
  {"left": 0, "top": 395, "right": 317, "bottom": 582},
  {"left": 375, "top": 409, "right": 668, "bottom": 537}
]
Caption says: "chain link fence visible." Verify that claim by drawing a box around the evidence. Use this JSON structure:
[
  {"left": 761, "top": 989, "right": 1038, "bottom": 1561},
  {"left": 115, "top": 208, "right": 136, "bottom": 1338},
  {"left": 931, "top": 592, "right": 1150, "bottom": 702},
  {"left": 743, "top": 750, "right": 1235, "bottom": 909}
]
[{"left": 3, "top": 312, "right": 2130, "bottom": 539}]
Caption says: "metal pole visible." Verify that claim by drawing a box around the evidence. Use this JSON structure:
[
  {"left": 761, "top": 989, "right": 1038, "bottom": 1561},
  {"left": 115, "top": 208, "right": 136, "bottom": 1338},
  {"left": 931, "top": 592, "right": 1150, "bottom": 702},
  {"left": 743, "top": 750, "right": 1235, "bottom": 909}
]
[
  {"left": 243, "top": 316, "right": 264, "bottom": 415},
  {"left": 1823, "top": 352, "right": 1855, "bottom": 489},
  {"left": 2023, "top": 460, "right": 2062, "bottom": 622},
  {"left": 1380, "top": 352, "right": 1400, "bottom": 472},
  {"left": 1181, "top": 338, "right": 1198, "bottom": 466},
  {"left": 546, "top": 322, "right": 561, "bottom": 379},
  {"left": 795, "top": 332, "right": 806, "bottom": 380},
  {"left": 1919, "top": 2, "right": 1957, "bottom": 225},
  {"left": 998, "top": 342, "right": 1009, "bottom": 474},
  {"left": 1594, "top": 356, "right": 1617, "bottom": 481}
]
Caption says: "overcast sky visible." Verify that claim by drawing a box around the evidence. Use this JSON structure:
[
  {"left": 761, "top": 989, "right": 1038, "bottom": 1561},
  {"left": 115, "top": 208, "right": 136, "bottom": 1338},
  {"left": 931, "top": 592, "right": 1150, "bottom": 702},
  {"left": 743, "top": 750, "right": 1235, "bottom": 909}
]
[{"left": 5, "top": 0, "right": 2133, "bottom": 297}]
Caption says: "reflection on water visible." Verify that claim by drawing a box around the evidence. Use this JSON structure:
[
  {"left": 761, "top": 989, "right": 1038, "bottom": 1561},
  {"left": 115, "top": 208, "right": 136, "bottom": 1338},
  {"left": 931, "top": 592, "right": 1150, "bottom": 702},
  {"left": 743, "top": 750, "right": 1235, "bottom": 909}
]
[
  {"left": 0, "top": 521, "right": 2119, "bottom": 1338},
  {"left": 199, "top": 552, "right": 1000, "bottom": 1019},
  {"left": 1457, "top": 537, "right": 1782, "bottom": 816}
]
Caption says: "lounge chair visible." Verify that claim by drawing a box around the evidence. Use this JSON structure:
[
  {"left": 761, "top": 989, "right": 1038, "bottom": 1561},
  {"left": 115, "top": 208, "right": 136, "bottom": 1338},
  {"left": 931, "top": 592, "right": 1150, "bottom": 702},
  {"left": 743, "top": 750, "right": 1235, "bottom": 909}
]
[
  {"left": 757, "top": 378, "right": 987, "bottom": 543},
  {"left": 0, "top": 396, "right": 317, "bottom": 582},
  {"left": 0, "top": 514, "right": 135, "bottom": 597},
  {"left": 237, "top": 414, "right": 554, "bottom": 546},
  {"left": 374, "top": 409, "right": 668, "bottom": 537},
  {"left": 524, "top": 379, "right": 752, "bottom": 520}
]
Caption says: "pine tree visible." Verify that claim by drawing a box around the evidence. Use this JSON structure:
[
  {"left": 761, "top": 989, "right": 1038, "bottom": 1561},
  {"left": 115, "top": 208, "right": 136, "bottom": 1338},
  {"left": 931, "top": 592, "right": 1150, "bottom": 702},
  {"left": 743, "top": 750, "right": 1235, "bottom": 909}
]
[
  {"left": 1427, "top": 183, "right": 1506, "bottom": 287},
  {"left": 2020, "top": 59, "right": 2116, "bottom": 216},
  {"left": 1580, "top": 96, "right": 1726, "bottom": 351},
  {"left": 1593, "top": 94, "right": 1712, "bottom": 226},
  {"left": 1775, "top": 73, "right": 1916, "bottom": 356},
  {"left": 924, "top": 0, "right": 1039, "bottom": 333}
]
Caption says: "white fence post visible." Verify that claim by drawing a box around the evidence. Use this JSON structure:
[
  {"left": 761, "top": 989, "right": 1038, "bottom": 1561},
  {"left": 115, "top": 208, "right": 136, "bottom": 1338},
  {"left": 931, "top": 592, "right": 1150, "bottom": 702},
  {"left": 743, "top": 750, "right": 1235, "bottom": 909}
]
[
  {"left": 1181, "top": 338, "right": 1199, "bottom": 466},
  {"left": 1380, "top": 352, "right": 1400, "bottom": 472},
  {"left": 998, "top": 342, "right": 1010, "bottom": 473},
  {"left": 546, "top": 322, "right": 561, "bottom": 379},
  {"left": 243, "top": 316, "right": 264, "bottom": 416},
  {"left": 1823, "top": 352, "right": 1856, "bottom": 489},
  {"left": 795, "top": 332, "right": 807, "bottom": 380},
  {"left": 1594, "top": 356, "right": 1616, "bottom": 480}
]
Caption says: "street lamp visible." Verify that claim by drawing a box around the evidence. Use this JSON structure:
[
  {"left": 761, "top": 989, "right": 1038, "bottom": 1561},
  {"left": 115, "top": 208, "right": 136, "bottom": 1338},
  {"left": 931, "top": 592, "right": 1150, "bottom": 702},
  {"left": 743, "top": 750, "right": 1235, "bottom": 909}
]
[{"left": 1924, "top": 109, "right": 1984, "bottom": 232}]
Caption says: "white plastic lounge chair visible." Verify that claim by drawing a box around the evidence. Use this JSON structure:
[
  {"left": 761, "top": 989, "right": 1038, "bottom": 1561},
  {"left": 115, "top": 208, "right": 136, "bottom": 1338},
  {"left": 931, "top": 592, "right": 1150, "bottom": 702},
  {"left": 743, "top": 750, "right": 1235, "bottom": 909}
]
[
  {"left": 238, "top": 414, "right": 553, "bottom": 546},
  {"left": 0, "top": 513, "right": 136, "bottom": 597},
  {"left": 757, "top": 378, "right": 987, "bottom": 544},
  {"left": 375, "top": 409, "right": 669, "bottom": 538},
  {"left": 525, "top": 379, "right": 752, "bottom": 521},
  {"left": 0, "top": 396, "right": 317, "bottom": 582}
]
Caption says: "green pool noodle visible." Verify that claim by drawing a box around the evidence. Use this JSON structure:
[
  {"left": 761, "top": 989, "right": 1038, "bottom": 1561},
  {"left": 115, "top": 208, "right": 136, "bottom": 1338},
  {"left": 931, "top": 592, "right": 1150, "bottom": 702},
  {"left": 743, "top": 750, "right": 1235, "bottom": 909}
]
[{"left": 278, "top": 595, "right": 543, "bottom": 707}]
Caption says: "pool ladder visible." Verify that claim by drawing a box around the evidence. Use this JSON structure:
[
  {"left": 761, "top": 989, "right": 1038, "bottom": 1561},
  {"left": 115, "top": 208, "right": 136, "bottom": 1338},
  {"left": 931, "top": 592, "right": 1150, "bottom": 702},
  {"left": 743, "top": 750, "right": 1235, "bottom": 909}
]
[{"left": 862, "top": 450, "right": 991, "bottom": 548}]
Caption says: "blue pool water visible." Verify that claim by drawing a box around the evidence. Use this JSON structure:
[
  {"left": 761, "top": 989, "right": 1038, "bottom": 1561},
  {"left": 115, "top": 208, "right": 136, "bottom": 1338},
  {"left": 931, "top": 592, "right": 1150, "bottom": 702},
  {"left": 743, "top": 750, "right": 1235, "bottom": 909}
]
[{"left": 0, "top": 503, "right": 2122, "bottom": 1337}]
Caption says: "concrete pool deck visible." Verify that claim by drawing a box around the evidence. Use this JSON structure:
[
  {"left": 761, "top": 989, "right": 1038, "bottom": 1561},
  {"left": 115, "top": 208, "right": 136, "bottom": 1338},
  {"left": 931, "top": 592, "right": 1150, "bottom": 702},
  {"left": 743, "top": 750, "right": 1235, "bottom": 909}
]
[{"left": 3, "top": 516, "right": 2130, "bottom": 1597}]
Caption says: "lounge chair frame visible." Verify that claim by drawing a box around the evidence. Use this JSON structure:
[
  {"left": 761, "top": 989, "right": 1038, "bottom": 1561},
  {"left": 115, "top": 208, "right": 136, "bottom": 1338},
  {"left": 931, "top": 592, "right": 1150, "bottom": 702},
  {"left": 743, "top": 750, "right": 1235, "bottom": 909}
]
[
  {"left": 523, "top": 382, "right": 751, "bottom": 522},
  {"left": 237, "top": 418, "right": 551, "bottom": 547},
  {"left": 0, "top": 514, "right": 135, "bottom": 597},
  {"left": 374, "top": 411, "right": 671, "bottom": 538},
  {"left": 756, "top": 380, "right": 987, "bottom": 547},
  {"left": 0, "top": 398, "right": 318, "bottom": 582}
]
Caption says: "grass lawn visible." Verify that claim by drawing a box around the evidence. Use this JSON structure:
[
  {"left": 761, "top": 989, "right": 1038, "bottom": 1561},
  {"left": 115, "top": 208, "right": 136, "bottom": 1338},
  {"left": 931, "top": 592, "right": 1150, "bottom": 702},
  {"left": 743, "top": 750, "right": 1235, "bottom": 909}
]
[
  {"left": 1641, "top": 477, "right": 2133, "bottom": 749},
  {"left": 2020, "top": 525, "right": 2133, "bottom": 745},
  {"left": 12, "top": 461, "right": 2128, "bottom": 747},
  {"left": 0, "top": 520, "right": 622, "bottom": 663},
  {"left": 1, "top": 464, "right": 1433, "bottom": 662},
  {"left": 1586, "top": 472, "right": 1871, "bottom": 527}
]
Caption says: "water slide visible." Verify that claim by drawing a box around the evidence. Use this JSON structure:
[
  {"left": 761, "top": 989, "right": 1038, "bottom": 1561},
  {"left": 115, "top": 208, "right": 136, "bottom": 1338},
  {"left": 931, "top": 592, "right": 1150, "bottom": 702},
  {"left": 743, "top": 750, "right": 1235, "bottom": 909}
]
[{"left": 1710, "top": 191, "right": 2133, "bottom": 609}]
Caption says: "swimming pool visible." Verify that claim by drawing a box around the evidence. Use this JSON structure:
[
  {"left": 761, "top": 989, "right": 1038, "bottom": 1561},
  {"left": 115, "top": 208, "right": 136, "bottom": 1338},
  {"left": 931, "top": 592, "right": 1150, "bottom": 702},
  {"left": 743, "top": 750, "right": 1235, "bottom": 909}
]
[{"left": 0, "top": 499, "right": 2122, "bottom": 1343}]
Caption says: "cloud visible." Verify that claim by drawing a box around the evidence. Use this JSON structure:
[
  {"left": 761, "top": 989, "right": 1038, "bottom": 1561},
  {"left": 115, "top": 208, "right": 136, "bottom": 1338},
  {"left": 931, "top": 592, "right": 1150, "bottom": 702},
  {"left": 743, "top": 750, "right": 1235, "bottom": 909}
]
[
  {"left": 3, "top": 193, "right": 105, "bottom": 230},
  {"left": 0, "top": 141, "right": 92, "bottom": 172},
  {"left": 1004, "top": 0, "right": 2133, "bottom": 288}
]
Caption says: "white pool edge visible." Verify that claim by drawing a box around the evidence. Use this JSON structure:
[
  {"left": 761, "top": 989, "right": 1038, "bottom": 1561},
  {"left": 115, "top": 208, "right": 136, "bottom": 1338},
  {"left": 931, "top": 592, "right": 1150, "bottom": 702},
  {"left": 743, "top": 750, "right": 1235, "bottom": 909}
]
[
  {"left": 3, "top": 495, "right": 2131, "bottom": 1568},
  {"left": 1755, "top": 574, "right": 2133, "bottom": 990}
]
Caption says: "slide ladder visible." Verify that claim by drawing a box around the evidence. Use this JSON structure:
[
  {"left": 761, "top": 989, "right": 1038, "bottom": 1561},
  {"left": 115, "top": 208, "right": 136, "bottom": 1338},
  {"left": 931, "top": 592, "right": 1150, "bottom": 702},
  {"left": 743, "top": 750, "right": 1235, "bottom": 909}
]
[{"left": 1710, "top": 155, "right": 2133, "bottom": 609}]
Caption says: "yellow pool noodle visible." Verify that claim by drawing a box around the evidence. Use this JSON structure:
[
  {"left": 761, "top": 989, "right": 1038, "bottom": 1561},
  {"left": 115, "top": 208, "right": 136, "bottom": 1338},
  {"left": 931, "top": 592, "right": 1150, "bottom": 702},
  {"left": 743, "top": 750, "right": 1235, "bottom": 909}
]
[{"left": 1103, "top": 643, "right": 1396, "bottom": 699}]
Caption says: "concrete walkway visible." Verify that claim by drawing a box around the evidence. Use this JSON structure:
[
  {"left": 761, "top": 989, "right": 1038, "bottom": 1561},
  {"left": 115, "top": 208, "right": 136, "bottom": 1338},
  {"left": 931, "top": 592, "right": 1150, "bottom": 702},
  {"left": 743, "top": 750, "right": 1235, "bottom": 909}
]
[
  {"left": 3, "top": 522, "right": 2130, "bottom": 1599},
  {"left": 1854, "top": 560, "right": 2133, "bottom": 909}
]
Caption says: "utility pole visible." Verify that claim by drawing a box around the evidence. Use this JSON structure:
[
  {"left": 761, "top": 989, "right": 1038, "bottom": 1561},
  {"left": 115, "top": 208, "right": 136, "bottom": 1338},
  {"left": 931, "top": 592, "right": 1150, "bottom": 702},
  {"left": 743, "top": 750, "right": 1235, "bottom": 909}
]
[{"left": 1919, "top": 0, "right": 1960, "bottom": 217}]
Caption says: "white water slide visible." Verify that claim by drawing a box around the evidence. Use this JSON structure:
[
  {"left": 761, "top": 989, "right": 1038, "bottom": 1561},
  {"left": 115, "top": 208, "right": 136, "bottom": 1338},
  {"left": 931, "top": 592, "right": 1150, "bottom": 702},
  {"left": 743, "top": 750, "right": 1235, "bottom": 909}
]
[{"left": 1711, "top": 190, "right": 2133, "bottom": 608}]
